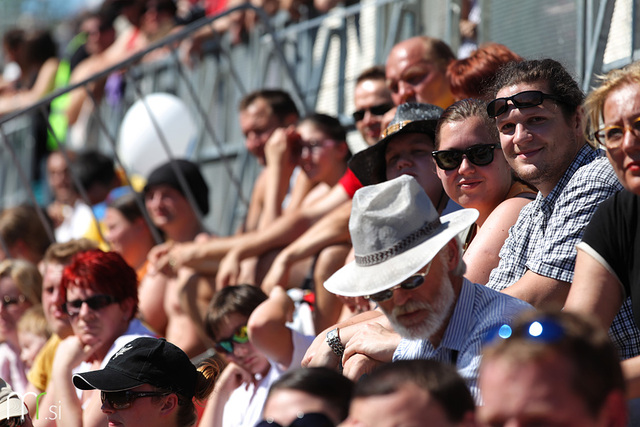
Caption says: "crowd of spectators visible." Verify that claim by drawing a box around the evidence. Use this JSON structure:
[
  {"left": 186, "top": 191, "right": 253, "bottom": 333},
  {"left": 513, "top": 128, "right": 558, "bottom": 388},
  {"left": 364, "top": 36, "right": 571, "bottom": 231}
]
[{"left": 1, "top": 1, "right": 640, "bottom": 427}]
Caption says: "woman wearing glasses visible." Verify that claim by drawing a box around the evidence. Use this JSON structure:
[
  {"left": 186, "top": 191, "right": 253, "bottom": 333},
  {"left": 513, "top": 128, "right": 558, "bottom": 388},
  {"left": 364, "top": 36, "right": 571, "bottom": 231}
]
[
  {"left": 565, "top": 62, "right": 640, "bottom": 397},
  {"left": 50, "top": 249, "right": 153, "bottom": 427},
  {"left": 200, "top": 285, "right": 314, "bottom": 427},
  {"left": 0, "top": 260, "right": 41, "bottom": 395},
  {"left": 433, "top": 99, "right": 536, "bottom": 285}
]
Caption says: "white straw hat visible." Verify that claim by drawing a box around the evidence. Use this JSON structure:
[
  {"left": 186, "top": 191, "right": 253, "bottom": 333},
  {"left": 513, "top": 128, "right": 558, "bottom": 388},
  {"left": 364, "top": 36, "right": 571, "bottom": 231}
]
[{"left": 324, "top": 175, "right": 478, "bottom": 297}]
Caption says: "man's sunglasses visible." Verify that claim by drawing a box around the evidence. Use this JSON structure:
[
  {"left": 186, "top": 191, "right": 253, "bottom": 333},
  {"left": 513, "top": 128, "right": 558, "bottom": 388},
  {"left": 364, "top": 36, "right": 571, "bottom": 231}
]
[
  {"left": 63, "top": 294, "right": 118, "bottom": 317},
  {"left": 432, "top": 144, "right": 501, "bottom": 171},
  {"left": 365, "top": 261, "right": 432, "bottom": 303},
  {"left": 101, "top": 390, "right": 170, "bottom": 410},
  {"left": 486, "top": 90, "right": 562, "bottom": 118},
  {"left": 352, "top": 103, "right": 394, "bottom": 122},
  {"left": 255, "top": 412, "right": 335, "bottom": 427},
  {"left": 215, "top": 325, "right": 249, "bottom": 354}
]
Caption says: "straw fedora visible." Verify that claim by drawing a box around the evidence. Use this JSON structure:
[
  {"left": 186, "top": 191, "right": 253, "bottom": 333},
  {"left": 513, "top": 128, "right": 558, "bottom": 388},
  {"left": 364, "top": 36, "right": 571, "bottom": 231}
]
[
  {"left": 348, "top": 103, "right": 443, "bottom": 186},
  {"left": 324, "top": 175, "right": 478, "bottom": 297}
]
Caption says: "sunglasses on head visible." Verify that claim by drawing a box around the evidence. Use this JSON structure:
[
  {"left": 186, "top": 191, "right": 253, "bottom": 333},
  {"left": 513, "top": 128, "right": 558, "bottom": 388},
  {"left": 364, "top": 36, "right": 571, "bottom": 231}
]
[
  {"left": 101, "top": 390, "right": 170, "bottom": 410},
  {"left": 352, "top": 103, "right": 394, "bottom": 122},
  {"left": 432, "top": 144, "right": 501, "bottom": 171},
  {"left": 365, "top": 261, "right": 433, "bottom": 303},
  {"left": 215, "top": 325, "right": 249, "bottom": 354},
  {"left": 484, "top": 317, "right": 565, "bottom": 345},
  {"left": 255, "top": 412, "right": 335, "bottom": 427},
  {"left": 486, "top": 90, "right": 562, "bottom": 118},
  {"left": 63, "top": 294, "right": 118, "bottom": 317}
]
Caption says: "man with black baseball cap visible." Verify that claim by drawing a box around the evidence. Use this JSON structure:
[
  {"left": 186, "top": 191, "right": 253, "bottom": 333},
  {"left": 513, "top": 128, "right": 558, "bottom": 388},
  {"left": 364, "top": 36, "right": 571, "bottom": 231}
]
[{"left": 73, "top": 337, "right": 216, "bottom": 427}]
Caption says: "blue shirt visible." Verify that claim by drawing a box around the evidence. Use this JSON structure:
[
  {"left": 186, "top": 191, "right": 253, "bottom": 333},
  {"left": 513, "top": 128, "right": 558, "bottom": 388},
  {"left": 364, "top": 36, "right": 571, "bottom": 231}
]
[
  {"left": 486, "top": 145, "right": 640, "bottom": 359},
  {"left": 393, "top": 278, "right": 532, "bottom": 403}
]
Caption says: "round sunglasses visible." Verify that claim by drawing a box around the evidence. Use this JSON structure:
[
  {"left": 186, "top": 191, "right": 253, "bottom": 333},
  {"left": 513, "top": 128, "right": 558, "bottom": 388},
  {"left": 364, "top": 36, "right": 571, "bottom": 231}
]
[{"left": 431, "top": 144, "right": 501, "bottom": 171}]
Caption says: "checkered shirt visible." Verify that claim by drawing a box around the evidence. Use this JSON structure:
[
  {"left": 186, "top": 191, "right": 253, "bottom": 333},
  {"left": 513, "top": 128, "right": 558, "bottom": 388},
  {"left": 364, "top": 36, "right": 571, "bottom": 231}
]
[{"left": 487, "top": 145, "right": 640, "bottom": 359}]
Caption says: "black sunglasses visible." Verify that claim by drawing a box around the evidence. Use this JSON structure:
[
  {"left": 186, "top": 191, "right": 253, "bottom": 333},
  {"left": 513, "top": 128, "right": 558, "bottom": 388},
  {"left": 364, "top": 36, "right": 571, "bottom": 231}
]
[
  {"left": 63, "top": 294, "right": 118, "bottom": 317},
  {"left": 352, "top": 103, "right": 394, "bottom": 122},
  {"left": 101, "top": 390, "right": 170, "bottom": 410},
  {"left": 255, "top": 412, "right": 335, "bottom": 427},
  {"left": 432, "top": 144, "right": 501, "bottom": 171},
  {"left": 486, "top": 90, "right": 562, "bottom": 118},
  {"left": 365, "top": 261, "right": 432, "bottom": 303},
  {"left": 2, "top": 294, "right": 26, "bottom": 308}
]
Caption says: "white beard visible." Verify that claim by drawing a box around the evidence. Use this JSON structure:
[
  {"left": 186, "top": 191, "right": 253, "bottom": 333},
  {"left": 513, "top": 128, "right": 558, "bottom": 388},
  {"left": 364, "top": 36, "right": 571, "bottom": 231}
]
[{"left": 385, "top": 272, "right": 456, "bottom": 340}]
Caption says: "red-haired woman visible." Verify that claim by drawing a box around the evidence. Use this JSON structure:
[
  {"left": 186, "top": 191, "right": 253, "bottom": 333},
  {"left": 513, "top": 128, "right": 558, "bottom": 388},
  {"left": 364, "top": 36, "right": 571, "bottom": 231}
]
[{"left": 49, "top": 249, "right": 153, "bottom": 427}]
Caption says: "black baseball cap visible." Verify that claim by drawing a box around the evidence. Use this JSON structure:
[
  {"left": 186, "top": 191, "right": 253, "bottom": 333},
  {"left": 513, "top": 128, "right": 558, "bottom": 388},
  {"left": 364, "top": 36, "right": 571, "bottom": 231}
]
[
  {"left": 73, "top": 337, "right": 198, "bottom": 399},
  {"left": 348, "top": 103, "right": 443, "bottom": 186}
]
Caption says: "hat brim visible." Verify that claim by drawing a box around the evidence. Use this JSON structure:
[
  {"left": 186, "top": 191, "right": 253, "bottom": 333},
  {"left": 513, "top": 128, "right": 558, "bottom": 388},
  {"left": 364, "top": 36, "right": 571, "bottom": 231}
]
[
  {"left": 0, "top": 398, "right": 28, "bottom": 419},
  {"left": 73, "top": 367, "right": 145, "bottom": 392},
  {"left": 348, "top": 120, "right": 438, "bottom": 186},
  {"left": 324, "top": 208, "right": 478, "bottom": 297}
]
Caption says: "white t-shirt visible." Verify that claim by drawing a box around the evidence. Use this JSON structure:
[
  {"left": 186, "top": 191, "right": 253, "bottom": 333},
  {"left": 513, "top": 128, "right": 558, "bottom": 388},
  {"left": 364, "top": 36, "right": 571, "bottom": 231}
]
[{"left": 221, "top": 329, "right": 314, "bottom": 427}]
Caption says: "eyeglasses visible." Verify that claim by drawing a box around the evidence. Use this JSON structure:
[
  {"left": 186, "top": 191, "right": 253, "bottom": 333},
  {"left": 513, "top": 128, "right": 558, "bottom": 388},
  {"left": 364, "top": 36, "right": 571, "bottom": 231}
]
[
  {"left": 594, "top": 116, "right": 640, "bottom": 149},
  {"left": 2, "top": 294, "right": 26, "bottom": 308},
  {"left": 352, "top": 103, "right": 394, "bottom": 122},
  {"left": 101, "top": 390, "right": 170, "bottom": 410},
  {"left": 486, "top": 90, "right": 562, "bottom": 118},
  {"left": 215, "top": 325, "right": 249, "bottom": 354},
  {"left": 484, "top": 317, "right": 565, "bottom": 345},
  {"left": 365, "top": 261, "right": 432, "bottom": 303},
  {"left": 63, "top": 294, "right": 118, "bottom": 317},
  {"left": 255, "top": 412, "right": 335, "bottom": 427},
  {"left": 299, "top": 139, "right": 336, "bottom": 155},
  {"left": 432, "top": 144, "right": 501, "bottom": 170}
]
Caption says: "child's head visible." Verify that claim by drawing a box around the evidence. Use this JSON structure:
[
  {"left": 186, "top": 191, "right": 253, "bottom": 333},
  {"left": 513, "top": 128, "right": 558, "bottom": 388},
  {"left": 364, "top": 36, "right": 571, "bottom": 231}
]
[
  {"left": 204, "top": 285, "right": 270, "bottom": 377},
  {"left": 17, "top": 305, "right": 50, "bottom": 369}
]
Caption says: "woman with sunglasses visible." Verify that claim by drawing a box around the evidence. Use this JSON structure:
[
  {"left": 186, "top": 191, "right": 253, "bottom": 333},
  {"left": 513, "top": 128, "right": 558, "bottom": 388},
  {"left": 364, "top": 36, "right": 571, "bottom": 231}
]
[
  {"left": 433, "top": 99, "right": 536, "bottom": 285},
  {"left": 0, "top": 260, "right": 41, "bottom": 395},
  {"left": 565, "top": 62, "right": 640, "bottom": 397},
  {"left": 200, "top": 285, "right": 314, "bottom": 427},
  {"left": 50, "top": 249, "right": 154, "bottom": 427},
  {"left": 72, "top": 337, "right": 218, "bottom": 427}
]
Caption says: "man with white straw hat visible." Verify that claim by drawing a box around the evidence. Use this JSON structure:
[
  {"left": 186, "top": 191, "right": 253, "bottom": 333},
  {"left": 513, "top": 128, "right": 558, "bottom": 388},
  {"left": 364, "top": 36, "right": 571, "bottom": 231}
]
[
  {"left": 310, "top": 175, "right": 532, "bottom": 401},
  {"left": 0, "top": 378, "right": 32, "bottom": 427}
]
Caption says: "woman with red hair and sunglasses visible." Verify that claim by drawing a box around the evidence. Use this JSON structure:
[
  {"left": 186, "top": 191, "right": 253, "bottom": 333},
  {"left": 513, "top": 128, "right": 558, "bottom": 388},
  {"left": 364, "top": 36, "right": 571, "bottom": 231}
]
[{"left": 49, "top": 249, "right": 153, "bottom": 427}]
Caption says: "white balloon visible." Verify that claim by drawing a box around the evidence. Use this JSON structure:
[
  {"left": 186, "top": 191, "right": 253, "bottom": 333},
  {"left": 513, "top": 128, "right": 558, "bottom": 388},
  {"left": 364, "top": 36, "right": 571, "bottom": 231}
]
[{"left": 118, "top": 93, "right": 197, "bottom": 177}]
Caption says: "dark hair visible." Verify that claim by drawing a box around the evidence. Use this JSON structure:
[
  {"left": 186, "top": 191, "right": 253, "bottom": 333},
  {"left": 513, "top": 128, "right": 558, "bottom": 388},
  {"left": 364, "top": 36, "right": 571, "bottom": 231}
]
[
  {"left": 490, "top": 59, "right": 584, "bottom": 120},
  {"left": 2, "top": 27, "right": 25, "bottom": 51},
  {"left": 204, "top": 284, "right": 267, "bottom": 340},
  {"left": 239, "top": 89, "right": 299, "bottom": 123},
  {"left": 22, "top": 29, "right": 57, "bottom": 66},
  {"left": 356, "top": 65, "right": 386, "bottom": 85},
  {"left": 267, "top": 367, "right": 354, "bottom": 422},
  {"left": 483, "top": 310, "right": 624, "bottom": 417},
  {"left": 155, "top": 361, "right": 220, "bottom": 427},
  {"left": 60, "top": 249, "right": 138, "bottom": 320},
  {"left": 447, "top": 43, "right": 522, "bottom": 100},
  {"left": 354, "top": 360, "right": 475, "bottom": 423},
  {"left": 435, "top": 98, "right": 499, "bottom": 149},
  {"left": 74, "top": 150, "right": 116, "bottom": 190}
]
